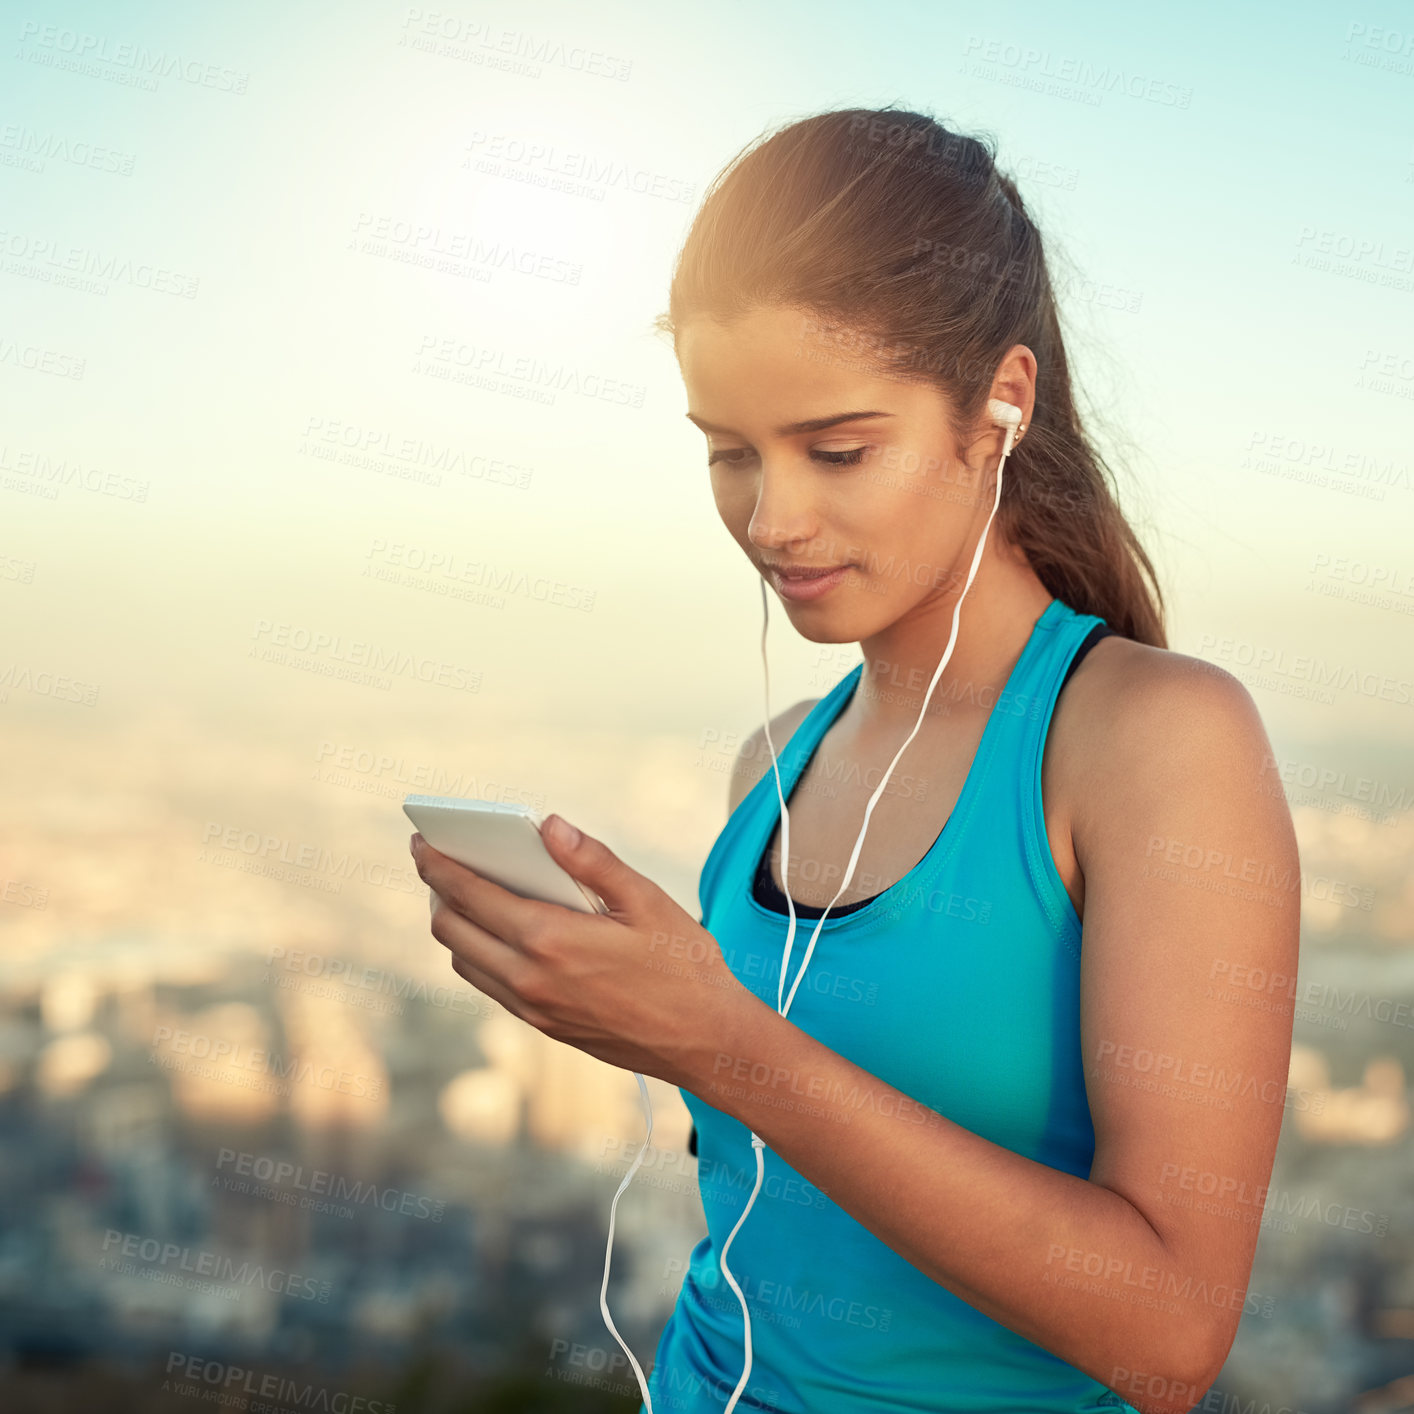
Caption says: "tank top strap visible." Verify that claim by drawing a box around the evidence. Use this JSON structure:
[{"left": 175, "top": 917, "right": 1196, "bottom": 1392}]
[
  {"left": 1008, "top": 597, "right": 1109, "bottom": 941},
  {"left": 1013, "top": 599, "right": 1110, "bottom": 775}
]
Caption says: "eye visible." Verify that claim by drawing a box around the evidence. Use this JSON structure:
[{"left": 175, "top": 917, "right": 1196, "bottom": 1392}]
[
  {"left": 705, "top": 446, "right": 870, "bottom": 468},
  {"left": 706, "top": 447, "right": 751, "bottom": 468}
]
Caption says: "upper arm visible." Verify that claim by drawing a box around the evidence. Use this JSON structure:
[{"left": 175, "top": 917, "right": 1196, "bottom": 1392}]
[
  {"left": 726, "top": 698, "right": 821, "bottom": 819},
  {"left": 1073, "top": 653, "right": 1301, "bottom": 1385}
]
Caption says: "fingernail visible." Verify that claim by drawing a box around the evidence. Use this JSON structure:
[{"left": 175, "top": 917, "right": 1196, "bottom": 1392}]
[{"left": 548, "top": 814, "right": 580, "bottom": 848}]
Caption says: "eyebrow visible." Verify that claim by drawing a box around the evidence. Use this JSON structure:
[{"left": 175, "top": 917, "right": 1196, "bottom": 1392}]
[{"left": 684, "top": 410, "right": 895, "bottom": 437}]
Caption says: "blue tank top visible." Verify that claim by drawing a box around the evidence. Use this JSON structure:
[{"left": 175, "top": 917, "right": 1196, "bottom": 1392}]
[{"left": 639, "top": 597, "right": 1142, "bottom": 1414}]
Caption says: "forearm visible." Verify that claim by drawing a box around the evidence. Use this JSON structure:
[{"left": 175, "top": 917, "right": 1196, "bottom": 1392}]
[{"left": 669, "top": 985, "right": 1217, "bottom": 1414}]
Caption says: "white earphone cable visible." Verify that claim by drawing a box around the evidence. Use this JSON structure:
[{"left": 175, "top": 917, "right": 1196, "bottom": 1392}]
[{"left": 602, "top": 405, "right": 1022, "bottom": 1414}]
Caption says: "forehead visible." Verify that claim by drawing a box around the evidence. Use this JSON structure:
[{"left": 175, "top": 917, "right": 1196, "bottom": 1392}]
[{"left": 677, "top": 306, "right": 916, "bottom": 425}]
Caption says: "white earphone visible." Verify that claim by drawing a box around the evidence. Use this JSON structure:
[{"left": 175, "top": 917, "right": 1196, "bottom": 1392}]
[{"left": 603, "top": 399, "right": 1027, "bottom": 1414}]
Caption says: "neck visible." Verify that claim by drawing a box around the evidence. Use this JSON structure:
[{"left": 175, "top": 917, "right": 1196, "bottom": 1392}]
[{"left": 845, "top": 542, "right": 1053, "bottom": 738}]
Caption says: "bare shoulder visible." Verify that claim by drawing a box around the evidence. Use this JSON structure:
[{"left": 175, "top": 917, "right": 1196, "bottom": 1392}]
[
  {"left": 1055, "top": 634, "right": 1293, "bottom": 862},
  {"left": 726, "top": 697, "right": 821, "bottom": 819},
  {"left": 1063, "top": 635, "right": 1273, "bottom": 759}
]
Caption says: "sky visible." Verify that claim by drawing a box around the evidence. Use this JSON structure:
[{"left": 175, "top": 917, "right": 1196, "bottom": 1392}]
[{"left": 3, "top": 0, "right": 1412, "bottom": 760}]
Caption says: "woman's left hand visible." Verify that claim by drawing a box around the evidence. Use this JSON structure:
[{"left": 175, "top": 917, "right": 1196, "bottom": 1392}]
[{"left": 410, "top": 814, "right": 748, "bottom": 1086}]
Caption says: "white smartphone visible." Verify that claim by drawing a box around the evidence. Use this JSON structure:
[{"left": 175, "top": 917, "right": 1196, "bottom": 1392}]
[{"left": 401, "top": 794, "right": 609, "bottom": 915}]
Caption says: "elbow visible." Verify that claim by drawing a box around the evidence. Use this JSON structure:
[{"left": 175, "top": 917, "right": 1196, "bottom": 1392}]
[
  {"left": 1184, "top": 1322, "right": 1233, "bottom": 1409},
  {"left": 1110, "top": 1323, "right": 1228, "bottom": 1414},
  {"left": 1180, "top": 1312, "right": 1237, "bottom": 1406}
]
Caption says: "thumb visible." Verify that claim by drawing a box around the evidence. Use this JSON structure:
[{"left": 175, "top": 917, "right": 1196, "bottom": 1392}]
[{"left": 541, "top": 814, "right": 639, "bottom": 913}]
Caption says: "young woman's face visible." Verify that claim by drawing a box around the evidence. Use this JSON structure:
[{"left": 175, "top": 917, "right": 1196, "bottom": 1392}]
[{"left": 677, "top": 305, "right": 997, "bottom": 643}]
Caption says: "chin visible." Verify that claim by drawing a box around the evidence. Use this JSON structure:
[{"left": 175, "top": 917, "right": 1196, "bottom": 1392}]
[{"left": 778, "top": 607, "right": 863, "bottom": 645}]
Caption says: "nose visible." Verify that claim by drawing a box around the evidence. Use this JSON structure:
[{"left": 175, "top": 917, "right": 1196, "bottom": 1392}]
[{"left": 745, "top": 461, "right": 823, "bottom": 554}]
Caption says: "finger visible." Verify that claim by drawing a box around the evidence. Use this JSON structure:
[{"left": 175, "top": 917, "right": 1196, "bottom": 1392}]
[
  {"left": 429, "top": 893, "right": 539, "bottom": 1006},
  {"left": 537, "top": 815, "right": 640, "bottom": 916},
  {"left": 413, "top": 837, "right": 567, "bottom": 952},
  {"left": 448, "top": 952, "right": 538, "bottom": 1027}
]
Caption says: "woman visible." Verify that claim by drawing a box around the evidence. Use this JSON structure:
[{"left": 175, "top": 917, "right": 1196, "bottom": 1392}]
[{"left": 411, "top": 107, "right": 1300, "bottom": 1414}]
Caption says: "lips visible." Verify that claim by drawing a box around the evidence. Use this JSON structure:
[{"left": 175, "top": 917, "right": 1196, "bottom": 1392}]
[
  {"left": 767, "top": 563, "right": 854, "bottom": 602},
  {"left": 769, "top": 564, "right": 853, "bottom": 581}
]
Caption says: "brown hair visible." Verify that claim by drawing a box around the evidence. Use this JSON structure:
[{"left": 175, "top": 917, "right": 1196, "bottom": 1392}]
[{"left": 653, "top": 105, "right": 1167, "bottom": 647}]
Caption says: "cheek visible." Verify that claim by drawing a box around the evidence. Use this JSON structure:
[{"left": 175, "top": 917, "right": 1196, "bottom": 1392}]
[{"left": 855, "top": 500, "right": 960, "bottom": 595}]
